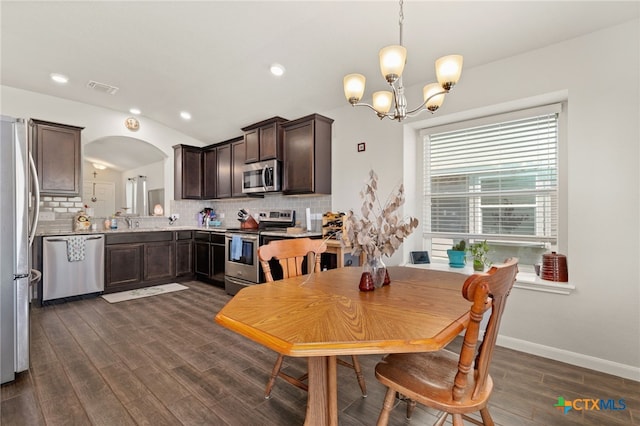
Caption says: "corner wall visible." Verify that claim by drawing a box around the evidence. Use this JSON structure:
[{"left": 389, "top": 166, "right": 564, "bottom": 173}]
[{"left": 325, "top": 19, "right": 640, "bottom": 378}]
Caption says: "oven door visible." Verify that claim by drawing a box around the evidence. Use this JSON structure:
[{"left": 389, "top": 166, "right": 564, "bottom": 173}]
[{"left": 224, "top": 233, "right": 259, "bottom": 284}]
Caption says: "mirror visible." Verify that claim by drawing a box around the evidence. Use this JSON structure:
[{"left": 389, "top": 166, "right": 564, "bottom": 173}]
[{"left": 82, "top": 136, "right": 167, "bottom": 217}]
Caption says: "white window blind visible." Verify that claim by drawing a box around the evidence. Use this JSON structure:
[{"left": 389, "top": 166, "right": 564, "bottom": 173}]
[{"left": 423, "top": 105, "right": 560, "bottom": 245}]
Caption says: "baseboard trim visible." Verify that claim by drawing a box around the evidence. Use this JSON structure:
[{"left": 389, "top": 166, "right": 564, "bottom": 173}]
[{"left": 497, "top": 335, "right": 640, "bottom": 382}]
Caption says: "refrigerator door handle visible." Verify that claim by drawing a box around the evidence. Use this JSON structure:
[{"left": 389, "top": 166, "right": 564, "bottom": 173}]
[{"left": 28, "top": 152, "right": 40, "bottom": 247}]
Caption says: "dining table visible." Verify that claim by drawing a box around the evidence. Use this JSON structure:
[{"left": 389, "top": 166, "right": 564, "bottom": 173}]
[{"left": 214, "top": 265, "right": 472, "bottom": 426}]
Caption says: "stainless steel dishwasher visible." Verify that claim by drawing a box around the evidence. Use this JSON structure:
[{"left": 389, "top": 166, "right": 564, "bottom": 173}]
[{"left": 42, "top": 234, "right": 105, "bottom": 301}]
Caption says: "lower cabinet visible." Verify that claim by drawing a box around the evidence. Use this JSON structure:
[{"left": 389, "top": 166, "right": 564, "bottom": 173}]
[
  {"left": 105, "top": 243, "right": 144, "bottom": 289},
  {"left": 176, "top": 231, "right": 194, "bottom": 277},
  {"left": 194, "top": 231, "right": 225, "bottom": 287},
  {"left": 144, "top": 241, "right": 175, "bottom": 282},
  {"left": 105, "top": 231, "right": 192, "bottom": 293}
]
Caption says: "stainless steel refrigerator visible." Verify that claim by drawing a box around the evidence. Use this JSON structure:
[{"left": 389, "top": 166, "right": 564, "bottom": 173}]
[{"left": 1, "top": 115, "right": 40, "bottom": 384}]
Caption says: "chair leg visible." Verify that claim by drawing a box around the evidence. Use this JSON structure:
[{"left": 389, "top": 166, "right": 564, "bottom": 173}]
[
  {"left": 350, "top": 355, "right": 367, "bottom": 397},
  {"left": 452, "top": 413, "right": 465, "bottom": 426},
  {"left": 264, "top": 354, "right": 285, "bottom": 399},
  {"left": 376, "top": 388, "right": 396, "bottom": 426},
  {"left": 406, "top": 398, "right": 417, "bottom": 419},
  {"left": 479, "top": 407, "right": 495, "bottom": 426}
]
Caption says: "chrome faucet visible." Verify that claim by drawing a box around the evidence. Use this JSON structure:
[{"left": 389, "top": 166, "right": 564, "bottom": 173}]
[{"left": 124, "top": 216, "right": 133, "bottom": 228}]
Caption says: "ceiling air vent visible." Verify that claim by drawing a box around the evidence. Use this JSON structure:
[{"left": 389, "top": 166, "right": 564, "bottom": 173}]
[{"left": 86, "top": 80, "right": 119, "bottom": 95}]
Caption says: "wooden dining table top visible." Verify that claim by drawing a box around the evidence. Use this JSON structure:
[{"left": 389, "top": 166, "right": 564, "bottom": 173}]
[{"left": 215, "top": 266, "right": 472, "bottom": 357}]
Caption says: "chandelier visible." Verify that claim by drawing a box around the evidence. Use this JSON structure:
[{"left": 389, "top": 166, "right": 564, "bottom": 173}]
[{"left": 343, "top": 0, "right": 463, "bottom": 121}]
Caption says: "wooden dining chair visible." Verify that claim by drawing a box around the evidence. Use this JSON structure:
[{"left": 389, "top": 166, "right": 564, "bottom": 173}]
[
  {"left": 374, "top": 257, "right": 519, "bottom": 426},
  {"left": 258, "top": 238, "right": 367, "bottom": 399}
]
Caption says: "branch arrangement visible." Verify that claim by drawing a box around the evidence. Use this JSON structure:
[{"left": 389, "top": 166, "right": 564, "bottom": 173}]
[{"left": 344, "top": 170, "right": 419, "bottom": 259}]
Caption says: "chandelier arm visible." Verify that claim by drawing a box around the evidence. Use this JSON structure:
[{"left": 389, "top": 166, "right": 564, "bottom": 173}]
[
  {"left": 350, "top": 102, "right": 395, "bottom": 120},
  {"left": 404, "top": 89, "right": 450, "bottom": 116}
]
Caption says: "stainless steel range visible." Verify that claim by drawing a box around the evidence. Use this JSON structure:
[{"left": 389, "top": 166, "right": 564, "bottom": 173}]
[{"left": 224, "top": 209, "right": 295, "bottom": 295}]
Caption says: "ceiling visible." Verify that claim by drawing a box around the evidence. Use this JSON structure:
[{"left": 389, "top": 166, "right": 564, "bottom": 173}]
[{"left": 2, "top": 1, "right": 638, "bottom": 170}]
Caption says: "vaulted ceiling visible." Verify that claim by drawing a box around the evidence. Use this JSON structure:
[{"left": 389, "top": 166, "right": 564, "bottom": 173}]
[{"left": 2, "top": 1, "right": 638, "bottom": 166}]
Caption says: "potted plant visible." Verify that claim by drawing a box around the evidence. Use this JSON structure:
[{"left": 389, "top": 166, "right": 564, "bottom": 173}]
[
  {"left": 447, "top": 240, "right": 467, "bottom": 268},
  {"left": 469, "top": 240, "right": 491, "bottom": 271}
]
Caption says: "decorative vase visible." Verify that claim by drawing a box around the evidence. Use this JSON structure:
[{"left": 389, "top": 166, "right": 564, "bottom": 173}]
[
  {"left": 359, "top": 272, "right": 374, "bottom": 292},
  {"left": 473, "top": 259, "right": 485, "bottom": 272},
  {"left": 446, "top": 250, "right": 466, "bottom": 268},
  {"left": 363, "top": 256, "right": 387, "bottom": 288}
]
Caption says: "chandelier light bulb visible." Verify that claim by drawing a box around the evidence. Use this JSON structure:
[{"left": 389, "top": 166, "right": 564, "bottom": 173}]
[
  {"left": 436, "top": 55, "right": 464, "bottom": 90},
  {"left": 373, "top": 91, "right": 393, "bottom": 114},
  {"left": 423, "top": 83, "right": 445, "bottom": 112},
  {"left": 343, "top": 74, "right": 366, "bottom": 104},
  {"left": 379, "top": 45, "right": 407, "bottom": 83}
]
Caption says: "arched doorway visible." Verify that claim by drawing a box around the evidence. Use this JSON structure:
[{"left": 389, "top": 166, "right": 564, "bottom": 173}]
[{"left": 83, "top": 136, "right": 167, "bottom": 217}]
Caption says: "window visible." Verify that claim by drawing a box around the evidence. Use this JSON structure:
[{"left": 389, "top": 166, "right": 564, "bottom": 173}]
[{"left": 422, "top": 104, "right": 561, "bottom": 267}]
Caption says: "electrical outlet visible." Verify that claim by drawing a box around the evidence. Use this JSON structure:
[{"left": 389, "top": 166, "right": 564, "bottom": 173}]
[
  {"left": 173, "top": 213, "right": 180, "bottom": 219},
  {"left": 219, "top": 212, "right": 225, "bottom": 219}
]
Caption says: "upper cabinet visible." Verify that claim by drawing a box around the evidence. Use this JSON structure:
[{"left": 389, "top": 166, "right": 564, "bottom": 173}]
[
  {"left": 215, "top": 140, "right": 232, "bottom": 199},
  {"left": 242, "top": 116, "right": 287, "bottom": 163},
  {"left": 30, "top": 119, "right": 83, "bottom": 196},
  {"left": 282, "top": 114, "right": 333, "bottom": 195},
  {"left": 202, "top": 146, "right": 218, "bottom": 199},
  {"left": 231, "top": 138, "right": 246, "bottom": 198},
  {"left": 173, "top": 145, "right": 203, "bottom": 199}
]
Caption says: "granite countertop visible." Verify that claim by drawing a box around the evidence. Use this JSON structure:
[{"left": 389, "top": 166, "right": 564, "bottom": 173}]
[
  {"left": 36, "top": 227, "right": 323, "bottom": 238},
  {"left": 36, "top": 225, "right": 223, "bottom": 237}
]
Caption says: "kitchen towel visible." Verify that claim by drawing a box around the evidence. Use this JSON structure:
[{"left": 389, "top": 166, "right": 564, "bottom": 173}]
[
  {"left": 66, "top": 236, "right": 87, "bottom": 262},
  {"left": 231, "top": 235, "right": 242, "bottom": 261}
]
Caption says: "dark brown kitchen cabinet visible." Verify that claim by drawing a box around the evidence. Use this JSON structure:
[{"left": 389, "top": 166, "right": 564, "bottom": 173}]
[
  {"left": 175, "top": 231, "right": 193, "bottom": 277},
  {"left": 104, "top": 231, "right": 181, "bottom": 293},
  {"left": 30, "top": 119, "right": 83, "bottom": 196},
  {"left": 194, "top": 231, "right": 225, "bottom": 287},
  {"left": 202, "top": 147, "right": 217, "bottom": 199},
  {"left": 105, "top": 243, "right": 143, "bottom": 291},
  {"left": 216, "top": 143, "right": 232, "bottom": 198},
  {"left": 282, "top": 114, "right": 333, "bottom": 195},
  {"left": 174, "top": 144, "right": 203, "bottom": 199},
  {"left": 144, "top": 241, "right": 175, "bottom": 282},
  {"left": 242, "top": 116, "right": 287, "bottom": 163},
  {"left": 231, "top": 138, "right": 246, "bottom": 198}
]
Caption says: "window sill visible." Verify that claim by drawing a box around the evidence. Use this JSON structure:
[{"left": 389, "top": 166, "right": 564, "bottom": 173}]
[{"left": 403, "top": 261, "right": 575, "bottom": 295}]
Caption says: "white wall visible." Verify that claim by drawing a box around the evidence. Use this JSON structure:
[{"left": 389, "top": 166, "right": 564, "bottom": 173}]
[
  {"left": 0, "top": 86, "right": 206, "bottom": 211},
  {"left": 325, "top": 19, "right": 640, "bottom": 378}
]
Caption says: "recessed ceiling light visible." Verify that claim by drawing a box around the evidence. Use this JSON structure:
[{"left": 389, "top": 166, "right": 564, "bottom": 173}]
[
  {"left": 92, "top": 163, "right": 107, "bottom": 170},
  {"left": 180, "top": 111, "right": 192, "bottom": 120},
  {"left": 270, "top": 63, "right": 285, "bottom": 77},
  {"left": 129, "top": 108, "right": 141, "bottom": 115},
  {"left": 50, "top": 73, "right": 69, "bottom": 84}
]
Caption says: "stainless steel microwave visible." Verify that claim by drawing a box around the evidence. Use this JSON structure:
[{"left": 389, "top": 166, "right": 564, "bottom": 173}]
[{"left": 241, "top": 159, "right": 282, "bottom": 194}]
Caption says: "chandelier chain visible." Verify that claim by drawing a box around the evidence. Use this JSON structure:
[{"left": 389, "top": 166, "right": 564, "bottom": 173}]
[{"left": 398, "top": 0, "right": 404, "bottom": 46}]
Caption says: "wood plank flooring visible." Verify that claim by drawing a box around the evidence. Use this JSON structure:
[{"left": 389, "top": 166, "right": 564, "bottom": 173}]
[{"left": 2, "top": 280, "right": 638, "bottom": 425}]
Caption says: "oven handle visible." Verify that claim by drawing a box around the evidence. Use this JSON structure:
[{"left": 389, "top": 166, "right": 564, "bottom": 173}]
[{"left": 225, "top": 233, "right": 259, "bottom": 242}]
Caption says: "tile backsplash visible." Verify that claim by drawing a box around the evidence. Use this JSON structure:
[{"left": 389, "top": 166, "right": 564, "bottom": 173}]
[
  {"left": 35, "top": 193, "right": 332, "bottom": 234},
  {"left": 170, "top": 193, "right": 332, "bottom": 231}
]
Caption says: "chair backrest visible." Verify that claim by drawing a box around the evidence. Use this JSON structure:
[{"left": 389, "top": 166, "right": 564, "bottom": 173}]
[
  {"left": 452, "top": 257, "right": 518, "bottom": 402},
  {"left": 258, "top": 238, "right": 327, "bottom": 282}
]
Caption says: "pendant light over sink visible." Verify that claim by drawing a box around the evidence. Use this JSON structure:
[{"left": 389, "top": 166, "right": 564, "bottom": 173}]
[{"left": 343, "top": 0, "right": 463, "bottom": 121}]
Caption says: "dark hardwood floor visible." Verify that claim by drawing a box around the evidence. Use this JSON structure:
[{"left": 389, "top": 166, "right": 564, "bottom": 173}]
[{"left": 1, "top": 280, "right": 638, "bottom": 425}]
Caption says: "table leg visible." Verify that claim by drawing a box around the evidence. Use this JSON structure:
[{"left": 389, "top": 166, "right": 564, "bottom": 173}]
[{"left": 305, "top": 356, "right": 338, "bottom": 426}]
